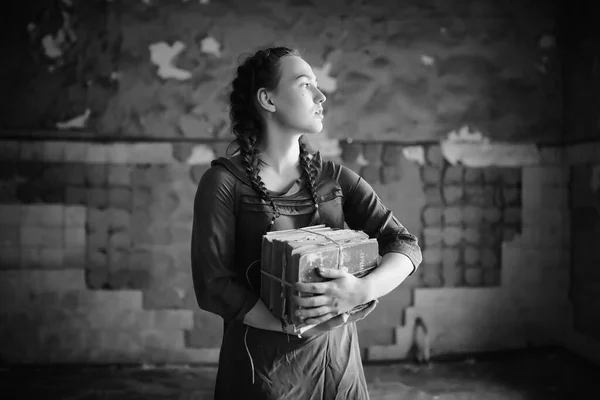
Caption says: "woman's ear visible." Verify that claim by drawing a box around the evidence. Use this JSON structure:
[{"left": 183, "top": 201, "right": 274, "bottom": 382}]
[{"left": 257, "top": 88, "right": 276, "bottom": 113}]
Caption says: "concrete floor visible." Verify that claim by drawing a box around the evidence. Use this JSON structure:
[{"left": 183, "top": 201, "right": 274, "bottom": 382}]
[{"left": 0, "top": 348, "right": 597, "bottom": 399}]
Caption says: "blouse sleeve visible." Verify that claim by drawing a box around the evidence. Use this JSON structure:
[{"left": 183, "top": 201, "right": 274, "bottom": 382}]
[
  {"left": 332, "top": 162, "right": 423, "bottom": 273},
  {"left": 190, "top": 165, "right": 259, "bottom": 323}
]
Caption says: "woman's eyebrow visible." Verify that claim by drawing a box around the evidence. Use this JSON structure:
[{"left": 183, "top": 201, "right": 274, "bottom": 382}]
[{"left": 295, "top": 74, "right": 317, "bottom": 82}]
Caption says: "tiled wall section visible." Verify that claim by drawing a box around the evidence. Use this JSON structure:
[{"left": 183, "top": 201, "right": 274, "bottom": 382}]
[
  {"left": 1, "top": 139, "right": 599, "bottom": 363},
  {"left": 367, "top": 166, "right": 571, "bottom": 361},
  {"left": 0, "top": 230, "right": 217, "bottom": 364},
  {"left": 419, "top": 164, "right": 521, "bottom": 288},
  {"left": 0, "top": 141, "right": 179, "bottom": 164},
  {"left": 0, "top": 140, "right": 226, "bottom": 363},
  {"left": 0, "top": 139, "right": 526, "bottom": 362},
  {"left": 338, "top": 141, "right": 521, "bottom": 289},
  {"left": 0, "top": 205, "right": 85, "bottom": 270}
]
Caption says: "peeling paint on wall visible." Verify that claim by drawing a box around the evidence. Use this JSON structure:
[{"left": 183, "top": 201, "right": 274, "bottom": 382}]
[
  {"left": 4, "top": 0, "right": 563, "bottom": 142},
  {"left": 303, "top": 132, "right": 342, "bottom": 160},
  {"left": 313, "top": 62, "right": 337, "bottom": 93},
  {"left": 56, "top": 109, "right": 91, "bottom": 130},
  {"left": 186, "top": 145, "right": 216, "bottom": 165},
  {"left": 200, "top": 36, "right": 222, "bottom": 57},
  {"left": 42, "top": 34, "right": 64, "bottom": 59},
  {"left": 149, "top": 41, "right": 192, "bottom": 80},
  {"left": 420, "top": 55, "right": 435, "bottom": 66},
  {"left": 41, "top": 11, "right": 76, "bottom": 60},
  {"left": 447, "top": 126, "right": 488, "bottom": 143},
  {"left": 441, "top": 140, "right": 541, "bottom": 167},
  {"left": 441, "top": 126, "right": 541, "bottom": 167},
  {"left": 356, "top": 153, "right": 369, "bottom": 166},
  {"left": 402, "top": 146, "right": 426, "bottom": 165}
]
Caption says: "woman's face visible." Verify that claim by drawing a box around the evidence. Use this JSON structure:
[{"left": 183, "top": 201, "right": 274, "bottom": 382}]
[{"left": 265, "top": 56, "right": 327, "bottom": 135}]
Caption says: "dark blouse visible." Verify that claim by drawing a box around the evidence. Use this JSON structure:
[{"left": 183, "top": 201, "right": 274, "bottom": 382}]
[
  {"left": 191, "top": 154, "right": 422, "bottom": 324},
  {"left": 190, "top": 153, "right": 422, "bottom": 399}
]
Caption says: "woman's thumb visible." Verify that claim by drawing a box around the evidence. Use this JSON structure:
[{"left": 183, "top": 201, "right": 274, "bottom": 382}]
[{"left": 317, "top": 267, "right": 348, "bottom": 278}]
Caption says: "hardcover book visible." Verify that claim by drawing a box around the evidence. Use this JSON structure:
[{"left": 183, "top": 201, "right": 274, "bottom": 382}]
[{"left": 260, "top": 226, "right": 379, "bottom": 326}]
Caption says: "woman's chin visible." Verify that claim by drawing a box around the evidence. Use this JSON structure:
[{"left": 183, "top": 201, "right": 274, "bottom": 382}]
[{"left": 305, "top": 122, "right": 324, "bottom": 134}]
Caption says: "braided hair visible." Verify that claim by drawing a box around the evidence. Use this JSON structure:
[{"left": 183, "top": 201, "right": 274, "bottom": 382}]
[{"left": 227, "top": 47, "right": 321, "bottom": 227}]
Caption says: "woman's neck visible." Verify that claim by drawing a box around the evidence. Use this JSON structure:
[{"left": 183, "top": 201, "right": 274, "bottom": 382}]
[{"left": 258, "top": 129, "right": 302, "bottom": 174}]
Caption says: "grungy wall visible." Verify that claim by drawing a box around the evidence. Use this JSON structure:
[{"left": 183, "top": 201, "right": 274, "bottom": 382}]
[
  {"left": 3, "top": 0, "right": 561, "bottom": 143},
  {"left": 3, "top": 139, "right": 599, "bottom": 364},
  {"left": 1, "top": 0, "right": 599, "bottom": 365}
]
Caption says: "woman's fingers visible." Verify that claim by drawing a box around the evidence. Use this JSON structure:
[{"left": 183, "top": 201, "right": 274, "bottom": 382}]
[
  {"left": 294, "top": 281, "right": 328, "bottom": 294},
  {"left": 296, "top": 305, "right": 335, "bottom": 319},
  {"left": 300, "top": 300, "right": 380, "bottom": 337},
  {"left": 302, "top": 311, "right": 337, "bottom": 326},
  {"left": 293, "top": 294, "right": 331, "bottom": 308},
  {"left": 347, "top": 300, "right": 378, "bottom": 322}
]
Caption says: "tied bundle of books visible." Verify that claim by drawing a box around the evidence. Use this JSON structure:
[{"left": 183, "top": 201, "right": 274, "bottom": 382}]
[{"left": 260, "top": 225, "right": 379, "bottom": 327}]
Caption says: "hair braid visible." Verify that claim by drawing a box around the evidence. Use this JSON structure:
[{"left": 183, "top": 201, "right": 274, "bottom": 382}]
[
  {"left": 229, "top": 47, "right": 308, "bottom": 225},
  {"left": 240, "top": 137, "right": 280, "bottom": 225},
  {"left": 228, "top": 48, "right": 300, "bottom": 227},
  {"left": 299, "top": 140, "right": 320, "bottom": 222}
]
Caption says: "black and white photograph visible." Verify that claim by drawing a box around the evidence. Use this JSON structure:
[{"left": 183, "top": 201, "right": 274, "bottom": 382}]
[{"left": 0, "top": 0, "right": 598, "bottom": 398}]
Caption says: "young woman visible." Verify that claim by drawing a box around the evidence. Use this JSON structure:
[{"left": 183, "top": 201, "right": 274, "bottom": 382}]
[{"left": 191, "top": 47, "right": 422, "bottom": 399}]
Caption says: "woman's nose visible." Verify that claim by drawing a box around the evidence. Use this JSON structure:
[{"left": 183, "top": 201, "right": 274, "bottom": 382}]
[{"left": 315, "top": 88, "right": 326, "bottom": 104}]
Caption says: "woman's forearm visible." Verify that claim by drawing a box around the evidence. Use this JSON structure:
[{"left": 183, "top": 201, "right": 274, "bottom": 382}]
[
  {"left": 242, "top": 298, "right": 284, "bottom": 332},
  {"left": 359, "top": 252, "right": 414, "bottom": 304},
  {"left": 244, "top": 253, "right": 414, "bottom": 331},
  {"left": 244, "top": 297, "right": 316, "bottom": 335}
]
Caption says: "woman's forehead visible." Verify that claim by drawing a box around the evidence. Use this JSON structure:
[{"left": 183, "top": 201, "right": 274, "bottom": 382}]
[{"left": 279, "top": 56, "right": 316, "bottom": 81}]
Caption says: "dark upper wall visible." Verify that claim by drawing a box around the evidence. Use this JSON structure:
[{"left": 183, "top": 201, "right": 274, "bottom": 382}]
[
  {"left": 563, "top": 0, "right": 600, "bottom": 342},
  {"left": 2, "top": 0, "right": 561, "bottom": 143},
  {"left": 559, "top": 0, "right": 600, "bottom": 144}
]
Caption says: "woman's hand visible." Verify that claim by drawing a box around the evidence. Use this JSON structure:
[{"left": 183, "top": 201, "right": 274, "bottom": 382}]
[
  {"left": 300, "top": 299, "right": 378, "bottom": 337},
  {"left": 293, "top": 267, "right": 370, "bottom": 326}
]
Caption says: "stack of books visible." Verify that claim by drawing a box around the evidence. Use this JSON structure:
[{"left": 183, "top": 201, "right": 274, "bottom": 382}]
[{"left": 260, "top": 225, "right": 379, "bottom": 326}]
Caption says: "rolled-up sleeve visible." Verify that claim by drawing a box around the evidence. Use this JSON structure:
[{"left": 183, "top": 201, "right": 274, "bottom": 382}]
[
  {"left": 334, "top": 163, "right": 423, "bottom": 273},
  {"left": 190, "top": 166, "right": 259, "bottom": 323}
]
